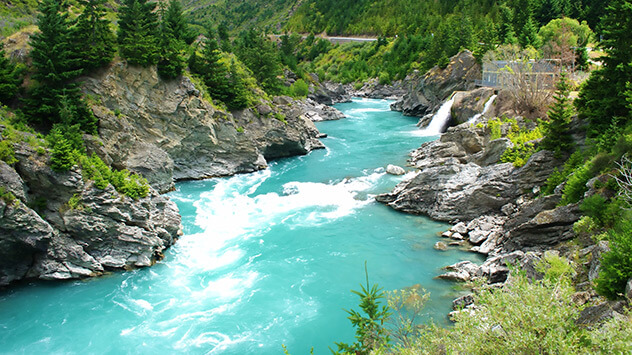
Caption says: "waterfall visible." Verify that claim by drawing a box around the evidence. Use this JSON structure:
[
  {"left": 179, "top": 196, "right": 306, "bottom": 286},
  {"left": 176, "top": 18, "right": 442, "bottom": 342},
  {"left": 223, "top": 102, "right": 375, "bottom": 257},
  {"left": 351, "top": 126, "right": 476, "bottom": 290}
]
[
  {"left": 417, "top": 96, "right": 455, "bottom": 136},
  {"left": 467, "top": 94, "right": 497, "bottom": 124}
]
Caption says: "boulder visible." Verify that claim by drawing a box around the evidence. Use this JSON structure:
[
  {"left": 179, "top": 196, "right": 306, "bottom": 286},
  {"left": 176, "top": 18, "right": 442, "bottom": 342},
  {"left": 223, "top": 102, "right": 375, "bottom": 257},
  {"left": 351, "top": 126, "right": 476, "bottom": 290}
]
[
  {"left": 308, "top": 80, "right": 351, "bottom": 105},
  {"left": 502, "top": 203, "right": 581, "bottom": 251},
  {"left": 0, "top": 200, "right": 54, "bottom": 286},
  {"left": 438, "top": 261, "right": 482, "bottom": 282},
  {"left": 0, "top": 161, "right": 27, "bottom": 202},
  {"left": 576, "top": 301, "right": 627, "bottom": 329},
  {"left": 386, "top": 164, "right": 406, "bottom": 175},
  {"left": 452, "top": 293, "right": 475, "bottom": 310},
  {"left": 475, "top": 138, "right": 513, "bottom": 167}
]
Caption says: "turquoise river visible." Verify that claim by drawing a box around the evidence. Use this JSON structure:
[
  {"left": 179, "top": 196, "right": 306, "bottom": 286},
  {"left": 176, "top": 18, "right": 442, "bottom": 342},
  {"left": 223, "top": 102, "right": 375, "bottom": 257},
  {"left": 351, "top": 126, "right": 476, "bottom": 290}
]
[{"left": 0, "top": 99, "right": 481, "bottom": 354}]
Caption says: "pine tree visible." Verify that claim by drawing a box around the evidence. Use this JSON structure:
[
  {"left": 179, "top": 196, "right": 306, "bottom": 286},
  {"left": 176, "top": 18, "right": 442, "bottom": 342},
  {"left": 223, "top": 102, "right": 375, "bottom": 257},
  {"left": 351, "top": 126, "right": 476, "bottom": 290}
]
[
  {"left": 157, "top": 0, "right": 185, "bottom": 79},
  {"left": 117, "top": 0, "right": 159, "bottom": 67},
  {"left": 234, "top": 29, "right": 282, "bottom": 94},
  {"left": 226, "top": 59, "right": 251, "bottom": 110},
  {"left": 28, "top": 0, "right": 82, "bottom": 121},
  {"left": 163, "top": 0, "right": 195, "bottom": 44},
  {"left": 201, "top": 30, "right": 230, "bottom": 102},
  {"left": 541, "top": 72, "right": 574, "bottom": 154},
  {"left": 72, "top": 0, "right": 115, "bottom": 72},
  {"left": 0, "top": 44, "right": 23, "bottom": 105},
  {"left": 575, "top": 0, "right": 632, "bottom": 137}
]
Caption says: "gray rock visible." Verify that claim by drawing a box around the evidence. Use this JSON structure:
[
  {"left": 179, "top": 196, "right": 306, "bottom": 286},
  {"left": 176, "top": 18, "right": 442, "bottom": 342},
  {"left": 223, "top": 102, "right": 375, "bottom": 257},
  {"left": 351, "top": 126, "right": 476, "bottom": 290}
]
[
  {"left": 438, "top": 261, "right": 481, "bottom": 282},
  {"left": 576, "top": 301, "right": 627, "bottom": 329},
  {"left": 0, "top": 200, "right": 54, "bottom": 286},
  {"left": 0, "top": 161, "right": 27, "bottom": 202},
  {"left": 434, "top": 241, "right": 448, "bottom": 251},
  {"left": 502, "top": 203, "right": 581, "bottom": 251},
  {"left": 308, "top": 80, "right": 351, "bottom": 105},
  {"left": 589, "top": 241, "right": 611, "bottom": 282},
  {"left": 386, "top": 164, "right": 406, "bottom": 175},
  {"left": 476, "top": 138, "right": 513, "bottom": 167},
  {"left": 81, "top": 62, "right": 325, "bottom": 192},
  {"left": 452, "top": 293, "right": 475, "bottom": 310},
  {"left": 391, "top": 51, "right": 481, "bottom": 117},
  {"left": 451, "top": 88, "right": 496, "bottom": 124},
  {"left": 452, "top": 222, "right": 468, "bottom": 235},
  {"left": 1, "top": 144, "right": 183, "bottom": 286},
  {"left": 626, "top": 279, "right": 632, "bottom": 301}
]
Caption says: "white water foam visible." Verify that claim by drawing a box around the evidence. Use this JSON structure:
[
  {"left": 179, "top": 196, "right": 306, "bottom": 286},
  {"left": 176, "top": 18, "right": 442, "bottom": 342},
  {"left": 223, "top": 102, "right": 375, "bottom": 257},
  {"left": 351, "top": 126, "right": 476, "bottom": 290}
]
[
  {"left": 467, "top": 94, "right": 497, "bottom": 123},
  {"left": 411, "top": 97, "right": 455, "bottom": 137}
]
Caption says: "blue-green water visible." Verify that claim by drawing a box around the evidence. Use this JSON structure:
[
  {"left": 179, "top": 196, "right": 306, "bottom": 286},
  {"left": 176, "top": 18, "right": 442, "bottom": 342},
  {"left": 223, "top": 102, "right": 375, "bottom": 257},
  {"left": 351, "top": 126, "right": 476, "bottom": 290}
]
[{"left": 0, "top": 99, "right": 480, "bottom": 354}]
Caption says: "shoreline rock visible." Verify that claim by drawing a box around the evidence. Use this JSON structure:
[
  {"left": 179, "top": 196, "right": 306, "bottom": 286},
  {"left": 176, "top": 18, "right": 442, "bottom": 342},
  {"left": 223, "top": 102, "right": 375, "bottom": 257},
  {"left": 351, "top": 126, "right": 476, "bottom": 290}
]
[{"left": 1, "top": 142, "right": 182, "bottom": 287}]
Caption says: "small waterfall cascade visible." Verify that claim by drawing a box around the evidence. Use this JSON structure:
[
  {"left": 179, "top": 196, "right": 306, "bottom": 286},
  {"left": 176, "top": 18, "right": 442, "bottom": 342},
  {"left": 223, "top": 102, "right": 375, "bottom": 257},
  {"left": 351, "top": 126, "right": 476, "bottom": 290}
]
[
  {"left": 467, "top": 94, "right": 497, "bottom": 123},
  {"left": 419, "top": 96, "right": 455, "bottom": 136}
]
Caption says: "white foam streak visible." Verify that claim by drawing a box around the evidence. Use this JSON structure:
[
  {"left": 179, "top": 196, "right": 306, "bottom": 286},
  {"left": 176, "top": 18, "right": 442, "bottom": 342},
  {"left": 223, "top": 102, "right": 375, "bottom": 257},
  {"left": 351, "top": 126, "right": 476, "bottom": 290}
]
[
  {"left": 413, "top": 97, "right": 455, "bottom": 137},
  {"left": 467, "top": 94, "right": 497, "bottom": 123}
]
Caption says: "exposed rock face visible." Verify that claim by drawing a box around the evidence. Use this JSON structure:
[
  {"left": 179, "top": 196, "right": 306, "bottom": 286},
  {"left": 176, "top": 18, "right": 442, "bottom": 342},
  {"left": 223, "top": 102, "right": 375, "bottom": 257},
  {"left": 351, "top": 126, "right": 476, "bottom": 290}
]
[
  {"left": 377, "top": 121, "right": 564, "bottom": 223},
  {"left": 82, "top": 63, "right": 325, "bottom": 193},
  {"left": 0, "top": 142, "right": 181, "bottom": 287},
  {"left": 451, "top": 87, "right": 496, "bottom": 124},
  {"left": 352, "top": 78, "right": 407, "bottom": 99},
  {"left": 308, "top": 78, "right": 352, "bottom": 105},
  {"left": 391, "top": 51, "right": 481, "bottom": 117},
  {"left": 282, "top": 97, "right": 346, "bottom": 122}
]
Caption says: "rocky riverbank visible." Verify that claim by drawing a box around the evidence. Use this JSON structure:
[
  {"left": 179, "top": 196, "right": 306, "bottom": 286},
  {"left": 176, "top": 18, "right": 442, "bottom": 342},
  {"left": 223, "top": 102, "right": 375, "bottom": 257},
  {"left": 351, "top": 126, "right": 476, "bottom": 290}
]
[
  {"left": 0, "top": 62, "right": 345, "bottom": 287},
  {"left": 377, "top": 87, "right": 629, "bottom": 321}
]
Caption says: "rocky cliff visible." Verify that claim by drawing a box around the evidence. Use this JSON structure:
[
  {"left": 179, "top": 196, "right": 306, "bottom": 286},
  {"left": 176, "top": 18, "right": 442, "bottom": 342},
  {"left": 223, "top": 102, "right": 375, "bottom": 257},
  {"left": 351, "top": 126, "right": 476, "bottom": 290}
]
[
  {"left": 82, "top": 62, "right": 328, "bottom": 193},
  {"left": 391, "top": 51, "right": 481, "bottom": 118},
  {"left": 0, "top": 139, "right": 181, "bottom": 287}
]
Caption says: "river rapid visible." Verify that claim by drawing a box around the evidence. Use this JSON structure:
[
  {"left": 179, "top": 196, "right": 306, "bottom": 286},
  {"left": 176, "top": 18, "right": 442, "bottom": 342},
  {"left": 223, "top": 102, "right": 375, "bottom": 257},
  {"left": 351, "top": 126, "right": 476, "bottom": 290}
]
[{"left": 0, "top": 98, "right": 480, "bottom": 354}]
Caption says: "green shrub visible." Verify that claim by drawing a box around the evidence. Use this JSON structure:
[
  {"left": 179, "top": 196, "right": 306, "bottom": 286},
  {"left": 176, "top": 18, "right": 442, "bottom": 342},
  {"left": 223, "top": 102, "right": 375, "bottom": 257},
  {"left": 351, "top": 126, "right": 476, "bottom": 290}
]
[
  {"left": 501, "top": 142, "right": 537, "bottom": 167},
  {"left": 0, "top": 140, "right": 17, "bottom": 164},
  {"left": 560, "top": 162, "right": 592, "bottom": 205},
  {"left": 334, "top": 264, "right": 391, "bottom": 355},
  {"left": 289, "top": 79, "right": 309, "bottom": 98},
  {"left": 573, "top": 216, "right": 599, "bottom": 238},
  {"left": 595, "top": 217, "right": 632, "bottom": 299},
  {"left": 542, "top": 151, "right": 584, "bottom": 195},
  {"left": 79, "top": 154, "right": 149, "bottom": 199},
  {"left": 378, "top": 71, "right": 391, "bottom": 85},
  {"left": 0, "top": 186, "right": 16, "bottom": 204}
]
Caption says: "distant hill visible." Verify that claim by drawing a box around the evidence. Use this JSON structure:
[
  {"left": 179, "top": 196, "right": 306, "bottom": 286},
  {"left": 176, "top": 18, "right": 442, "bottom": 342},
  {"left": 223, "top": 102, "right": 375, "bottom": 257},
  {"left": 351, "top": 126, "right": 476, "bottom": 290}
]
[{"left": 182, "top": 0, "right": 300, "bottom": 34}]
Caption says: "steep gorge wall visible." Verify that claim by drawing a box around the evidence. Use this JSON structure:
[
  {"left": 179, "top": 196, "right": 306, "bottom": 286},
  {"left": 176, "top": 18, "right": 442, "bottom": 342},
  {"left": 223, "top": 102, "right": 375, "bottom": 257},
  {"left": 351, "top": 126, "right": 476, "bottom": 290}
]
[{"left": 82, "top": 62, "right": 325, "bottom": 193}]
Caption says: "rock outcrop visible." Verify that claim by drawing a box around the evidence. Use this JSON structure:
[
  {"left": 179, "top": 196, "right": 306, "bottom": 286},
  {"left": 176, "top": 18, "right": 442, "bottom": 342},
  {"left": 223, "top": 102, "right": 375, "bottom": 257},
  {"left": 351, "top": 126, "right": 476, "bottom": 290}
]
[
  {"left": 351, "top": 78, "right": 408, "bottom": 99},
  {"left": 391, "top": 51, "right": 481, "bottom": 117},
  {"left": 82, "top": 62, "right": 326, "bottom": 193},
  {"left": 378, "top": 111, "right": 581, "bottom": 262},
  {"left": 0, "top": 141, "right": 181, "bottom": 287},
  {"left": 450, "top": 87, "right": 496, "bottom": 124},
  {"left": 308, "top": 78, "right": 352, "bottom": 105}
]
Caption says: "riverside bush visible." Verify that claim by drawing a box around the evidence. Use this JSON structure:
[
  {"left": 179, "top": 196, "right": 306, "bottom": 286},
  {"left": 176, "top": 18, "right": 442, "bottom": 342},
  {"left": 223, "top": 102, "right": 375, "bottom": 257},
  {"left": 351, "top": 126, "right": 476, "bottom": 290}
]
[
  {"left": 542, "top": 150, "right": 584, "bottom": 195},
  {"left": 390, "top": 267, "right": 632, "bottom": 354},
  {"left": 499, "top": 123, "right": 543, "bottom": 167},
  {"left": 79, "top": 154, "right": 149, "bottom": 199},
  {"left": 595, "top": 217, "right": 632, "bottom": 299}
]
